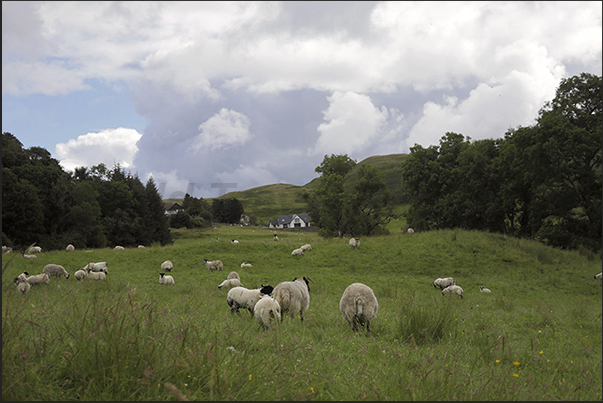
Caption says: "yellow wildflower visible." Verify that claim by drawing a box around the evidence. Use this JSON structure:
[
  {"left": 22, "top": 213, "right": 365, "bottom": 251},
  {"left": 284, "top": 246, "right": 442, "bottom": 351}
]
[
  {"left": 513, "top": 361, "right": 520, "bottom": 366},
  {"left": 513, "top": 374, "right": 519, "bottom": 377}
]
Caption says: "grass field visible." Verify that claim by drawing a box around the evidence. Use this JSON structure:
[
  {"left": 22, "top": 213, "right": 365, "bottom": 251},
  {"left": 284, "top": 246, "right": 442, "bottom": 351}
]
[{"left": 2, "top": 226, "right": 602, "bottom": 401}]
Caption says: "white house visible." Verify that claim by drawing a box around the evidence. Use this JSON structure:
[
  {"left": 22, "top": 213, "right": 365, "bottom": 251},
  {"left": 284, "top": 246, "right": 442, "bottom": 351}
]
[
  {"left": 164, "top": 202, "right": 184, "bottom": 216},
  {"left": 269, "top": 214, "right": 311, "bottom": 229}
]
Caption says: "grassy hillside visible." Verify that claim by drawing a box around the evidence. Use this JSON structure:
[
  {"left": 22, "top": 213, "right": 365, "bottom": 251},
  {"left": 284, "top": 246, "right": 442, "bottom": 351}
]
[{"left": 3, "top": 226, "right": 601, "bottom": 401}]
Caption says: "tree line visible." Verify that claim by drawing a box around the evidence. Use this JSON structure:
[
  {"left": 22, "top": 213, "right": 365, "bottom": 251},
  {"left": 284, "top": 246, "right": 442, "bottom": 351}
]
[
  {"left": 167, "top": 194, "right": 245, "bottom": 229},
  {"left": 2, "top": 133, "right": 172, "bottom": 251}
]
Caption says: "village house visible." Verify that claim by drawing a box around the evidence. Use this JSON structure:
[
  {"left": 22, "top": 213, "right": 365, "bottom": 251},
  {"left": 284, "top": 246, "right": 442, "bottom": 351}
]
[
  {"left": 164, "top": 202, "right": 185, "bottom": 216},
  {"left": 269, "top": 214, "right": 311, "bottom": 229}
]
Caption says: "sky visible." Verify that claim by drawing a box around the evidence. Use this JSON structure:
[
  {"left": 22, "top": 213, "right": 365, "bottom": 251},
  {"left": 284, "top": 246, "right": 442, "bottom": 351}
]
[{"left": 2, "top": 1, "right": 602, "bottom": 199}]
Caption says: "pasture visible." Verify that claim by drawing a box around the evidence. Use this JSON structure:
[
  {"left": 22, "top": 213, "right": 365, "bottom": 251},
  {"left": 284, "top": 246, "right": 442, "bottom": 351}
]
[{"left": 2, "top": 226, "right": 602, "bottom": 401}]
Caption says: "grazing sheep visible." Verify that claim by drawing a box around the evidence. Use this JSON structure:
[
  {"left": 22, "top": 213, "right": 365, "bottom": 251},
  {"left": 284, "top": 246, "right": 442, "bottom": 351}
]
[
  {"left": 240, "top": 262, "right": 253, "bottom": 269},
  {"left": 442, "top": 285, "right": 464, "bottom": 299},
  {"left": 74, "top": 269, "right": 87, "bottom": 281},
  {"left": 204, "top": 259, "right": 224, "bottom": 271},
  {"left": 43, "top": 264, "right": 70, "bottom": 279},
  {"left": 114, "top": 245, "right": 125, "bottom": 250},
  {"left": 300, "top": 244, "right": 312, "bottom": 252},
  {"left": 138, "top": 245, "right": 145, "bottom": 249},
  {"left": 349, "top": 238, "right": 360, "bottom": 249},
  {"left": 13, "top": 276, "right": 31, "bottom": 296},
  {"left": 273, "top": 234, "right": 279, "bottom": 241},
  {"left": 86, "top": 262, "right": 108, "bottom": 273},
  {"left": 271, "top": 277, "right": 312, "bottom": 322},
  {"left": 159, "top": 272, "right": 174, "bottom": 285},
  {"left": 16, "top": 272, "right": 29, "bottom": 282},
  {"left": 88, "top": 270, "right": 106, "bottom": 281},
  {"left": 218, "top": 278, "right": 243, "bottom": 290},
  {"left": 432, "top": 277, "right": 456, "bottom": 290},
  {"left": 291, "top": 248, "right": 304, "bottom": 256},
  {"left": 161, "top": 260, "right": 173, "bottom": 272},
  {"left": 254, "top": 295, "right": 281, "bottom": 328},
  {"left": 227, "top": 271, "right": 240, "bottom": 280},
  {"left": 407, "top": 228, "right": 415, "bottom": 234},
  {"left": 231, "top": 239, "right": 239, "bottom": 244},
  {"left": 339, "top": 283, "right": 379, "bottom": 332},
  {"left": 2, "top": 246, "right": 13, "bottom": 254},
  {"left": 28, "top": 246, "right": 42, "bottom": 253},
  {"left": 26, "top": 272, "right": 51, "bottom": 286},
  {"left": 479, "top": 286, "right": 491, "bottom": 293},
  {"left": 66, "top": 244, "right": 75, "bottom": 251},
  {"left": 227, "top": 286, "right": 271, "bottom": 316},
  {"left": 21, "top": 253, "right": 37, "bottom": 259},
  {"left": 595, "top": 272, "right": 602, "bottom": 280}
]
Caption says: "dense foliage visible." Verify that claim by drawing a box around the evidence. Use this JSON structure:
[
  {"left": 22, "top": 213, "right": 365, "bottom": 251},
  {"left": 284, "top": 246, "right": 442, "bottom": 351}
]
[
  {"left": 2, "top": 133, "right": 172, "bottom": 250},
  {"left": 402, "top": 73, "right": 602, "bottom": 252}
]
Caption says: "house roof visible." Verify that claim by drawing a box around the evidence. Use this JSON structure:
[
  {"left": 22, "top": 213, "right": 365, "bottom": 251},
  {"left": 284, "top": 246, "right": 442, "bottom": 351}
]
[
  {"left": 164, "top": 202, "right": 184, "bottom": 211},
  {"left": 277, "top": 214, "right": 311, "bottom": 225}
]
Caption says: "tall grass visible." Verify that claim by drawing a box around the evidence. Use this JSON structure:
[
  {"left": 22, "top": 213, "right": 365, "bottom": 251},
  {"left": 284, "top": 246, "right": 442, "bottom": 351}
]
[{"left": 2, "top": 227, "right": 602, "bottom": 400}]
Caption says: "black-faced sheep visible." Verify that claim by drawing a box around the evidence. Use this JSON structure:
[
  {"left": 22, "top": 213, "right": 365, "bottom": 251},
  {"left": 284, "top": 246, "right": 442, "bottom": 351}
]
[
  {"left": 254, "top": 295, "right": 281, "bottom": 329},
  {"left": 161, "top": 260, "right": 173, "bottom": 272},
  {"left": 26, "top": 272, "right": 51, "bottom": 286},
  {"left": 273, "top": 234, "right": 279, "bottom": 241},
  {"left": 240, "top": 262, "right": 253, "bottom": 269},
  {"left": 74, "top": 268, "right": 87, "bottom": 281},
  {"left": 291, "top": 248, "right": 304, "bottom": 256},
  {"left": 218, "top": 278, "right": 243, "bottom": 290},
  {"left": 442, "top": 285, "right": 464, "bottom": 299},
  {"left": 479, "top": 286, "right": 491, "bottom": 293},
  {"left": 432, "top": 277, "right": 456, "bottom": 290},
  {"left": 271, "top": 277, "right": 311, "bottom": 322},
  {"left": 159, "top": 272, "right": 174, "bottom": 285},
  {"left": 339, "top": 282, "right": 378, "bottom": 332},
  {"left": 595, "top": 272, "right": 602, "bottom": 280},
  {"left": 87, "top": 262, "right": 108, "bottom": 273},
  {"left": 231, "top": 239, "right": 239, "bottom": 244},
  {"left": 13, "top": 275, "right": 31, "bottom": 296},
  {"left": 226, "top": 285, "right": 272, "bottom": 316},
  {"left": 300, "top": 244, "right": 312, "bottom": 252},
  {"left": 88, "top": 270, "right": 106, "bottom": 281},
  {"left": 227, "top": 271, "right": 240, "bottom": 280},
  {"left": 43, "top": 264, "right": 70, "bottom": 279},
  {"left": 349, "top": 238, "right": 360, "bottom": 249}
]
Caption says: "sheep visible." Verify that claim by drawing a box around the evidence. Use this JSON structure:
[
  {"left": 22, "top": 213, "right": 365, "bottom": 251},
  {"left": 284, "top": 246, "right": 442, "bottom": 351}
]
[
  {"left": 231, "top": 239, "right": 239, "bottom": 244},
  {"left": 407, "top": 228, "right": 415, "bottom": 234},
  {"left": 26, "top": 272, "right": 51, "bottom": 286},
  {"left": 13, "top": 276, "right": 31, "bottom": 296},
  {"left": 273, "top": 234, "right": 279, "bottom": 241},
  {"left": 254, "top": 295, "right": 281, "bottom": 328},
  {"left": 291, "top": 248, "right": 304, "bottom": 256},
  {"left": 479, "top": 286, "right": 492, "bottom": 293},
  {"left": 28, "top": 246, "right": 42, "bottom": 253},
  {"left": 43, "top": 264, "right": 70, "bottom": 279},
  {"left": 87, "top": 261, "right": 108, "bottom": 273},
  {"left": 349, "top": 237, "right": 360, "bottom": 249},
  {"left": 595, "top": 272, "right": 602, "bottom": 280},
  {"left": 227, "top": 271, "right": 240, "bottom": 280},
  {"left": 16, "top": 272, "right": 29, "bottom": 282},
  {"left": 74, "top": 268, "right": 87, "bottom": 281},
  {"left": 218, "top": 278, "right": 243, "bottom": 290},
  {"left": 66, "top": 244, "right": 75, "bottom": 251},
  {"left": 138, "top": 245, "right": 146, "bottom": 249},
  {"left": 204, "top": 259, "right": 224, "bottom": 271},
  {"left": 2, "top": 245, "right": 13, "bottom": 254},
  {"left": 159, "top": 272, "right": 174, "bottom": 285},
  {"left": 21, "top": 253, "right": 37, "bottom": 259},
  {"left": 226, "top": 285, "right": 272, "bottom": 316},
  {"left": 432, "top": 277, "right": 456, "bottom": 290},
  {"left": 161, "top": 260, "right": 173, "bottom": 272},
  {"left": 442, "top": 285, "right": 464, "bottom": 299},
  {"left": 88, "top": 270, "right": 106, "bottom": 281},
  {"left": 339, "top": 283, "right": 379, "bottom": 332},
  {"left": 240, "top": 262, "right": 253, "bottom": 269},
  {"left": 114, "top": 245, "right": 125, "bottom": 250},
  {"left": 300, "top": 244, "right": 312, "bottom": 252},
  {"left": 271, "top": 277, "right": 311, "bottom": 322}
]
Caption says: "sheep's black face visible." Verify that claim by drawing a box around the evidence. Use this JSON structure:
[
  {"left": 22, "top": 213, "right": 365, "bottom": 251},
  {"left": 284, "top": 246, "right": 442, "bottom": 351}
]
[{"left": 260, "top": 284, "right": 274, "bottom": 295}]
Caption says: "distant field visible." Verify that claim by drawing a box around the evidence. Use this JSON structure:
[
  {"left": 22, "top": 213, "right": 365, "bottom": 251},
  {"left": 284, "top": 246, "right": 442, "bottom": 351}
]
[{"left": 3, "top": 226, "right": 601, "bottom": 401}]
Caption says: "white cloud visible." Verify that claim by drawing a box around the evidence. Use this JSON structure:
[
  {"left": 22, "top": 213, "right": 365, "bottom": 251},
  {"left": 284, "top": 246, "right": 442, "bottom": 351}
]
[
  {"left": 191, "top": 108, "right": 252, "bottom": 153},
  {"left": 215, "top": 165, "right": 279, "bottom": 192},
  {"left": 55, "top": 128, "right": 142, "bottom": 172}
]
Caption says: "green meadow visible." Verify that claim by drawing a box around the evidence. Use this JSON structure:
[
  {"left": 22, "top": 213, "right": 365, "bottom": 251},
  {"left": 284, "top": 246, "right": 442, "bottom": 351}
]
[{"left": 2, "top": 226, "right": 602, "bottom": 401}]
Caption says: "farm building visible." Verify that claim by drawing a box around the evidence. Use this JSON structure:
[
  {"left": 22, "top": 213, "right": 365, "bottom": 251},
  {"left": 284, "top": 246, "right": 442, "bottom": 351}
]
[
  {"left": 164, "top": 202, "right": 185, "bottom": 216},
  {"left": 269, "top": 214, "right": 311, "bottom": 229}
]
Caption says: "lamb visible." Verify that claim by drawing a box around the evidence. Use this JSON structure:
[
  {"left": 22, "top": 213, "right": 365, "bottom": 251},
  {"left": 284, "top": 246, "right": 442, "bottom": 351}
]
[
  {"left": 114, "top": 245, "right": 125, "bottom": 250},
  {"left": 349, "top": 237, "right": 360, "bottom": 249},
  {"left": 291, "top": 248, "right": 304, "bottom": 256},
  {"left": 26, "top": 272, "right": 51, "bottom": 286},
  {"left": 43, "top": 264, "right": 70, "bottom": 279},
  {"left": 432, "top": 277, "right": 456, "bottom": 290},
  {"left": 86, "top": 262, "right": 108, "bottom": 273},
  {"left": 66, "top": 244, "right": 75, "bottom": 251},
  {"left": 231, "top": 239, "right": 239, "bottom": 244},
  {"left": 2, "top": 245, "right": 13, "bottom": 254},
  {"left": 442, "top": 285, "right": 464, "bottom": 299},
  {"left": 74, "top": 268, "right": 87, "bottom": 281},
  {"left": 479, "top": 286, "right": 491, "bottom": 293},
  {"left": 339, "top": 283, "right": 379, "bottom": 332},
  {"left": 138, "top": 245, "right": 146, "bottom": 249},
  {"left": 218, "top": 278, "right": 243, "bottom": 290},
  {"left": 161, "top": 260, "right": 173, "bottom": 272},
  {"left": 226, "top": 285, "right": 273, "bottom": 316},
  {"left": 28, "top": 246, "right": 42, "bottom": 253},
  {"left": 271, "top": 277, "right": 311, "bottom": 322},
  {"left": 595, "top": 272, "right": 602, "bottom": 280},
  {"left": 407, "top": 228, "right": 415, "bottom": 234},
  {"left": 88, "top": 270, "right": 106, "bottom": 281},
  {"left": 300, "top": 244, "right": 312, "bottom": 252},
  {"left": 240, "top": 262, "right": 253, "bottom": 269},
  {"left": 13, "top": 275, "right": 31, "bottom": 296},
  {"left": 227, "top": 271, "right": 240, "bottom": 280},
  {"left": 273, "top": 234, "right": 279, "bottom": 241},
  {"left": 21, "top": 253, "right": 38, "bottom": 259},
  {"left": 204, "top": 259, "right": 224, "bottom": 271},
  {"left": 159, "top": 272, "right": 174, "bottom": 285},
  {"left": 254, "top": 295, "right": 281, "bottom": 328}
]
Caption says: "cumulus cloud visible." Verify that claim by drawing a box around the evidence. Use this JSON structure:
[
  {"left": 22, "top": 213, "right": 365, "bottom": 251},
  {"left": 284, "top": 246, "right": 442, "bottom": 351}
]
[
  {"left": 55, "top": 128, "right": 142, "bottom": 172},
  {"left": 191, "top": 108, "right": 252, "bottom": 153}
]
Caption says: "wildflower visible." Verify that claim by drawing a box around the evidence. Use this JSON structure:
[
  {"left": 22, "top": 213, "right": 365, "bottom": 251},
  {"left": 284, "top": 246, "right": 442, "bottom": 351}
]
[
  {"left": 538, "top": 330, "right": 541, "bottom": 333},
  {"left": 539, "top": 350, "right": 543, "bottom": 354},
  {"left": 495, "top": 360, "right": 501, "bottom": 364},
  {"left": 310, "top": 387, "right": 314, "bottom": 392},
  {"left": 513, "top": 374, "right": 519, "bottom": 377},
  {"left": 513, "top": 361, "right": 520, "bottom": 366},
  {"left": 249, "top": 374, "right": 252, "bottom": 381}
]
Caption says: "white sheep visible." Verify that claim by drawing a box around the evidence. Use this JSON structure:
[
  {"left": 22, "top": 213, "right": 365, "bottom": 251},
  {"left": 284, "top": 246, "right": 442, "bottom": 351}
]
[
  {"left": 218, "top": 278, "right": 243, "bottom": 290},
  {"left": 271, "top": 277, "right": 311, "bottom": 322},
  {"left": 88, "top": 270, "right": 106, "bottom": 281},
  {"left": 114, "top": 245, "right": 125, "bottom": 250},
  {"left": 595, "top": 272, "right": 602, "bottom": 280},
  {"left": 2, "top": 246, "right": 13, "bottom": 254},
  {"left": 442, "top": 285, "right": 464, "bottom": 299},
  {"left": 339, "top": 283, "right": 379, "bottom": 332},
  {"left": 138, "top": 245, "right": 146, "bottom": 249},
  {"left": 66, "top": 244, "right": 75, "bottom": 251},
  {"left": 227, "top": 271, "right": 240, "bottom": 280},
  {"left": 74, "top": 269, "right": 87, "bottom": 281},
  {"left": 226, "top": 286, "right": 272, "bottom": 316},
  {"left": 432, "top": 277, "right": 456, "bottom": 290},
  {"left": 254, "top": 295, "right": 281, "bottom": 328},
  {"left": 407, "top": 228, "right": 415, "bottom": 234},
  {"left": 204, "top": 259, "right": 224, "bottom": 271},
  {"left": 161, "top": 260, "right": 173, "bottom": 272},
  {"left": 291, "top": 248, "right": 304, "bottom": 256},
  {"left": 43, "top": 264, "right": 70, "bottom": 279},
  {"left": 28, "top": 246, "right": 42, "bottom": 253},
  {"left": 479, "top": 286, "right": 491, "bottom": 293},
  {"left": 349, "top": 237, "right": 360, "bottom": 249},
  {"left": 273, "top": 234, "right": 279, "bottom": 241},
  {"left": 300, "top": 244, "right": 312, "bottom": 252},
  {"left": 159, "top": 272, "right": 174, "bottom": 285},
  {"left": 13, "top": 275, "right": 31, "bottom": 296},
  {"left": 21, "top": 253, "right": 37, "bottom": 259},
  {"left": 240, "top": 262, "right": 253, "bottom": 269},
  {"left": 87, "top": 262, "right": 108, "bottom": 273},
  {"left": 231, "top": 239, "right": 240, "bottom": 244},
  {"left": 26, "top": 272, "right": 51, "bottom": 286}
]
